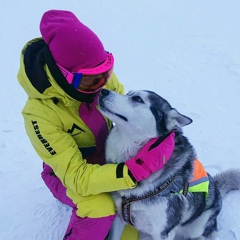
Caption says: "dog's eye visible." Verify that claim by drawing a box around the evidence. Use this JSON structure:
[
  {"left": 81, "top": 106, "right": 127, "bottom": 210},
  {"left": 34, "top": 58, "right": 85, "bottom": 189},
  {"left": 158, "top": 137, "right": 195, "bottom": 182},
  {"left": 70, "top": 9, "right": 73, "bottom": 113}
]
[{"left": 131, "top": 96, "right": 144, "bottom": 103}]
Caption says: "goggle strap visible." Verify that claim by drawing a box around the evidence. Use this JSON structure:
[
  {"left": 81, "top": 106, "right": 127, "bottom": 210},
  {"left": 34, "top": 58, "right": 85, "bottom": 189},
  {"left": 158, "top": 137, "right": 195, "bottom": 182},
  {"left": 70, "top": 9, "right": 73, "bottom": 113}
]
[
  {"left": 57, "top": 64, "right": 75, "bottom": 84},
  {"left": 72, "top": 73, "right": 82, "bottom": 90}
]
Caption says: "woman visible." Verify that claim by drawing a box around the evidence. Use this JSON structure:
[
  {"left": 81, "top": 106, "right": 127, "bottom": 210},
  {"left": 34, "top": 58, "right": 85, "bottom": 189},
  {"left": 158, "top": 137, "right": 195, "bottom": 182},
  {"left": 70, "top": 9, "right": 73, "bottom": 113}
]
[{"left": 17, "top": 10, "right": 175, "bottom": 240}]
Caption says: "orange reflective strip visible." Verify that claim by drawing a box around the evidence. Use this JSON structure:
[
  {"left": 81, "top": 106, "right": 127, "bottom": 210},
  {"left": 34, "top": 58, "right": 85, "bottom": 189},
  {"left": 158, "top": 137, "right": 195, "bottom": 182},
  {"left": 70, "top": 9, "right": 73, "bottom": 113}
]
[{"left": 190, "top": 159, "right": 208, "bottom": 183}]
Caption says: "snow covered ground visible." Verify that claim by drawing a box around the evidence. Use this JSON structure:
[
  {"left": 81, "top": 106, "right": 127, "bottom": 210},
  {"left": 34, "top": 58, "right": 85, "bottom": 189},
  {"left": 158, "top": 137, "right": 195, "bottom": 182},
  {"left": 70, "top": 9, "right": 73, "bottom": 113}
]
[{"left": 1, "top": 1, "right": 240, "bottom": 239}]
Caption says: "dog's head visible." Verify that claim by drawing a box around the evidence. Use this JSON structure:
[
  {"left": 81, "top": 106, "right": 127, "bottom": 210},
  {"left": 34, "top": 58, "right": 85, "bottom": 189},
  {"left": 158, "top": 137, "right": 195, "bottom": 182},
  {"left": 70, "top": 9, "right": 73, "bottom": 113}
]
[{"left": 99, "top": 89, "right": 192, "bottom": 138}]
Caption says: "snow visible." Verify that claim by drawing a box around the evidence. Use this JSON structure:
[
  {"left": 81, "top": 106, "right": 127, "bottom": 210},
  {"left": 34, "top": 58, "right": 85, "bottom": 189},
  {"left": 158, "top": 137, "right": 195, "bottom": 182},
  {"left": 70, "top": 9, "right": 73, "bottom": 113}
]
[{"left": 1, "top": 1, "right": 240, "bottom": 239}]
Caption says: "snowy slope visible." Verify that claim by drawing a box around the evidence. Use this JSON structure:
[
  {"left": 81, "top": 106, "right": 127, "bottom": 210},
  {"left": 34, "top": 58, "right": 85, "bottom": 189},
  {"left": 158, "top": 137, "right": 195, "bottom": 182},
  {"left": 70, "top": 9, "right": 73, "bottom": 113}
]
[{"left": 1, "top": 1, "right": 240, "bottom": 239}]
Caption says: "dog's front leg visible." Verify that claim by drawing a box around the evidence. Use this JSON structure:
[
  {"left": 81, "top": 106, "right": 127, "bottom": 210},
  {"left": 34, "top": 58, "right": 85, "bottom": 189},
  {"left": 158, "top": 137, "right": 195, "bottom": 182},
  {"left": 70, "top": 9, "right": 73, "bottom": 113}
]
[
  {"left": 139, "top": 232, "right": 154, "bottom": 240},
  {"left": 139, "top": 232, "right": 170, "bottom": 240},
  {"left": 140, "top": 230, "right": 175, "bottom": 240},
  {"left": 108, "top": 214, "right": 126, "bottom": 240}
]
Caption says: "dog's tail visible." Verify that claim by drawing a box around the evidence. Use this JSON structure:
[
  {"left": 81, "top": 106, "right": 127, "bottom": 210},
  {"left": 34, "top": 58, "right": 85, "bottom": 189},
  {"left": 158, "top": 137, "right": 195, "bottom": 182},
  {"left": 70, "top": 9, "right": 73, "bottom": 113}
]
[{"left": 213, "top": 169, "right": 240, "bottom": 198}]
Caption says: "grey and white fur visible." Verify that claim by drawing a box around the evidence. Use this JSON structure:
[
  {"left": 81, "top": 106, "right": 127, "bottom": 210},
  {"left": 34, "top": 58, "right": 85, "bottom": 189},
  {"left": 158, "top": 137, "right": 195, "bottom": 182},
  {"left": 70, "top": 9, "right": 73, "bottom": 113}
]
[{"left": 98, "top": 89, "right": 240, "bottom": 240}]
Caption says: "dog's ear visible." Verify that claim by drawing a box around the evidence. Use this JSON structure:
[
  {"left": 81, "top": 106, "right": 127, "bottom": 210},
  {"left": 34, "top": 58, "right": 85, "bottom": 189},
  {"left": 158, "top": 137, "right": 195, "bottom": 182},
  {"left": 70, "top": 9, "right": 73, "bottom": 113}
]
[{"left": 166, "top": 108, "right": 192, "bottom": 131}]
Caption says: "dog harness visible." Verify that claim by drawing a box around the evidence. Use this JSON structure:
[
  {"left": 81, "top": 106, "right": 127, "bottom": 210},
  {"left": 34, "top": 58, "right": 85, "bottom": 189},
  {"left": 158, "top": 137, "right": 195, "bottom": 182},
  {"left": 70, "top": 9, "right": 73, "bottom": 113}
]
[
  {"left": 121, "top": 174, "right": 176, "bottom": 226},
  {"left": 121, "top": 158, "right": 209, "bottom": 226}
]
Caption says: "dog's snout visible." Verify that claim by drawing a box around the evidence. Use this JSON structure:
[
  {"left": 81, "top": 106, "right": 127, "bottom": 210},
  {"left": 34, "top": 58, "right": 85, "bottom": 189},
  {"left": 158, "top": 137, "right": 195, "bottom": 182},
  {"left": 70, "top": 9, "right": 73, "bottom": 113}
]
[{"left": 101, "top": 89, "right": 110, "bottom": 96}]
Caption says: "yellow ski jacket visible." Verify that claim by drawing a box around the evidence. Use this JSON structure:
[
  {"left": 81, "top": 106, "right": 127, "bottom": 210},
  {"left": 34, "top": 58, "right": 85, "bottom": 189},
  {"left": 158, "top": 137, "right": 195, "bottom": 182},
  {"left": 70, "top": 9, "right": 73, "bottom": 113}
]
[{"left": 17, "top": 38, "right": 136, "bottom": 218}]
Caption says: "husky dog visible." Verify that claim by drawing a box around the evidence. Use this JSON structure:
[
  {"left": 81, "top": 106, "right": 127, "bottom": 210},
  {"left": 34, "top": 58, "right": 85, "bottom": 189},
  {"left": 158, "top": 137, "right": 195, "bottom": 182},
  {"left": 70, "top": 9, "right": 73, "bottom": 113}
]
[{"left": 98, "top": 89, "right": 240, "bottom": 240}]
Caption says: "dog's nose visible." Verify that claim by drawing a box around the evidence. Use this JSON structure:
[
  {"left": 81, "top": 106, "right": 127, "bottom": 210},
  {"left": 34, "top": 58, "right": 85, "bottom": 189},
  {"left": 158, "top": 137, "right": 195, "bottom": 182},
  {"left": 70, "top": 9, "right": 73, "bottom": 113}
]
[{"left": 101, "top": 89, "right": 110, "bottom": 96}]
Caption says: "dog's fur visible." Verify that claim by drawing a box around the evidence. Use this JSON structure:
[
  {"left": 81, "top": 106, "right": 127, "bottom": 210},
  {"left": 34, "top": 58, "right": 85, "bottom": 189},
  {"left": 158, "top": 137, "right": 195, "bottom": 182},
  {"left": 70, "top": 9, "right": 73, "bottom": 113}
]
[{"left": 98, "top": 89, "right": 240, "bottom": 240}]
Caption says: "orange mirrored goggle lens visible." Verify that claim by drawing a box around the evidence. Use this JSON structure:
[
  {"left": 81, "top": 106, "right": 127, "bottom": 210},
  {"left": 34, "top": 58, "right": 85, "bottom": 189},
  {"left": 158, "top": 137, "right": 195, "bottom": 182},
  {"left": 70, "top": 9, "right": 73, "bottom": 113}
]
[{"left": 77, "top": 68, "right": 113, "bottom": 93}]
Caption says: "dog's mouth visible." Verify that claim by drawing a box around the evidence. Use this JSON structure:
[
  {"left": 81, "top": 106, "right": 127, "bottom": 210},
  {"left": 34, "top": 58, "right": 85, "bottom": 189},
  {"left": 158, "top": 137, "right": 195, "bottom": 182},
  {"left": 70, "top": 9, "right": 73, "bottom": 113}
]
[
  {"left": 115, "top": 113, "right": 128, "bottom": 122},
  {"left": 98, "top": 93, "right": 128, "bottom": 122},
  {"left": 104, "top": 107, "right": 128, "bottom": 122},
  {"left": 99, "top": 102, "right": 128, "bottom": 122}
]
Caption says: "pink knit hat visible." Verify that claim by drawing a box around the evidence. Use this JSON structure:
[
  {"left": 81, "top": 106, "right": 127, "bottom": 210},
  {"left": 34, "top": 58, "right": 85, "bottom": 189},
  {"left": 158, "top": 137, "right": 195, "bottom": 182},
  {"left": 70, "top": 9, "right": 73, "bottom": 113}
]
[{"left": 40, "top": 10, "right": 107, "bottom": 72}]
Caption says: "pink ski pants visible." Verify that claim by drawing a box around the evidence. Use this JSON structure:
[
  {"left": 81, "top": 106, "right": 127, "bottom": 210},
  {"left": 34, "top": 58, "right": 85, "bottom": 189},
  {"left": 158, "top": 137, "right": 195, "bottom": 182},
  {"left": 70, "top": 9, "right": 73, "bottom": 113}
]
[{"left": 41, "top": 163, "right": 115, "bottom": 240}]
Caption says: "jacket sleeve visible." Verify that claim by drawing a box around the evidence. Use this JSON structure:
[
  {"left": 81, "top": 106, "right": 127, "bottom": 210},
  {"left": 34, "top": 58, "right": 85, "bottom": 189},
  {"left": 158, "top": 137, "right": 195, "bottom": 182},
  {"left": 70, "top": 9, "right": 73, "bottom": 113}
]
[{"left": 22, "top": 98, "right": 136, "bottom": 197}]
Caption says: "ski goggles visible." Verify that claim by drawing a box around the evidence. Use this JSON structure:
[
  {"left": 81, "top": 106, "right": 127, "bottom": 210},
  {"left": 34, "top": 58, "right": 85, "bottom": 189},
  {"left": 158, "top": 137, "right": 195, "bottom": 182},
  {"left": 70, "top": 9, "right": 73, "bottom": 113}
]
[{"left": 57, "top": 53, "right": 114, "bottom": 93}]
